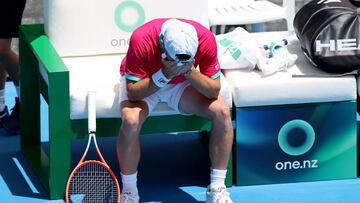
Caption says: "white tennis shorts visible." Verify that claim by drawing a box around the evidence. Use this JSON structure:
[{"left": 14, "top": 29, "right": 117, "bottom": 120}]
[{"left": 119, "top": 76, "right": 191, "bottom": 115}]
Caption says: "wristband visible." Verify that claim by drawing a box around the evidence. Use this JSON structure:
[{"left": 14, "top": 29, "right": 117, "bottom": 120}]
[{"left": 152, "top": 69, "right": 170, "bottom": 88}]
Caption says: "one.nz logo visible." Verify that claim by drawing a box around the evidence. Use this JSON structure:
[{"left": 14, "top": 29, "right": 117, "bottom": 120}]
[
  {"left": 275, "top": 119, "right": 318, "bottom": 171},
  {"left": 114, "top": 0, "right": 145, "bottom": 32}
]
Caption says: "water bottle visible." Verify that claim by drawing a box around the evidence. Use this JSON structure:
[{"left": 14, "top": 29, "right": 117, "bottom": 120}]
[
  {"left": 263, "top": 39, "right": 288, "bottom": 58},
  {"left": 269, "top": 39, "right": 288, "bottom": 54}
]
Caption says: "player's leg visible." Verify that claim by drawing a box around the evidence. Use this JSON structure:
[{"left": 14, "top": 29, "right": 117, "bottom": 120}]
[
  {"left": 0, "top": 66, "right": 8, "bottom": 125},
  {"left": 178, "top": 86, "right": 233, "bottom": 169},
  {"left": 1, "top": 1, "right": 26, "bottom": 135},
  {"left": 0, "top": 39, "right": 19, "bottom": 86},
  {"left": 0, "top": 39, "right": 20, "bottom": 133},
  {"left": 117, "top": 100, "right": 148, "bottom": 203},
  {"left": 0, "top": 39, "right": 14, "bottom": 128},
  {"left": 178, "top": 85, "right": 233, "bottom": 203},
  {"left": 117, "top": 100, "right": 149, "bottom": 175}
]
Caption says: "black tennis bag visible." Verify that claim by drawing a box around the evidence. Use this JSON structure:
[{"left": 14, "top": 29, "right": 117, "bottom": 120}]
[{"left": 294, "top": 0, "right": 360, "bottom": 73}]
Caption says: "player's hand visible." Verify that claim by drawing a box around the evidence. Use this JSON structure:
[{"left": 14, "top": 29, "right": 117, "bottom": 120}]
[
  {"left": 161, "top": 58, "right": 184, "bottom": 79},
  {"left": 178, "top": 60, "right": 194, "bottom": 75}
]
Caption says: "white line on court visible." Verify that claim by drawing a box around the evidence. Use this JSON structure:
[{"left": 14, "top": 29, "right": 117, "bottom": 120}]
[{"left": 12, "top": 157, "right": 40, "bottom": 194}]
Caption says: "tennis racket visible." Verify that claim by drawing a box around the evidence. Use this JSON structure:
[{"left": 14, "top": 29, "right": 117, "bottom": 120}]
[{"left": 65, "top": 91, "right": 120, "bottom": 203}]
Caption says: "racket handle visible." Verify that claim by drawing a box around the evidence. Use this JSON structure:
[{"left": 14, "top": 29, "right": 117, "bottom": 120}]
[{"left": 87, "top": 91, "right": 96, "bottom": 133}]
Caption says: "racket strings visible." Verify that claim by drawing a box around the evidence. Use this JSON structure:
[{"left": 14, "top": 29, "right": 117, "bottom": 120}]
[{"left": 68, "top": 162, "right": 119, "bottom": 203}]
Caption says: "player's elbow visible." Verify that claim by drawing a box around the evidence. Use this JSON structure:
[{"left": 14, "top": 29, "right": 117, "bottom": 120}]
[
  {"left": 127, "top": 92, "right": 142, "bottom": 102},
  {"left": 209, "top": 91, "right": 220, "bottom": 100},
  {"left": 206, "top": 86, "right": 220, "bottom": 99},
  {"left": 126, "top": 82, "right": 143, "bottom": 101},
  {"left": 206, "top": 77, "right": 221, "bottom": 99}
]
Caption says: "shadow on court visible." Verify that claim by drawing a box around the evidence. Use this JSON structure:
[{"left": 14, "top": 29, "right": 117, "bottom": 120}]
[
  {"left": 0, "top": 132, "right": 48, "bottom": 200},
  {"left": 1, "top": 129, "right": 211, "bottom": 202},
  {"left": 46, "top": 131, "right": 211, "bottom": 202},
  {"left": 89, "top": 132, "right": 210, "bottom": 203}
]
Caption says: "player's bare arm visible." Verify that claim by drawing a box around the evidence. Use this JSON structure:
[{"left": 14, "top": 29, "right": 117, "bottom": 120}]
[
  {"left": 184, "top": 66, "right": 221, "bottom": 99},
  {"left": 126, "top": 60, "right": 180, "bottom": 101},
  {"left": 126, "top": 78, "right": 159, "bottom": 101}
]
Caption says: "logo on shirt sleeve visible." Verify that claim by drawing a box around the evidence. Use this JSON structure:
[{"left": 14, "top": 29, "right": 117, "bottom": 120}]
[{"left": 215, "top": 64, "right": 221, "bottom": 71}]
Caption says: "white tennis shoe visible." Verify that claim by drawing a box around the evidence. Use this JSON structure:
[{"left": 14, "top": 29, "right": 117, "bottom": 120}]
[
  {"left": 205, "top": 184, "right": 233, "bottom": 203},
  {"left": 121, "top": 191, "right": 140, "bottom": 203}
]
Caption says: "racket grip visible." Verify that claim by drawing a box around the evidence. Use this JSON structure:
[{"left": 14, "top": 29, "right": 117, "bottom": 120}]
[{"left": 87, "top": 91, "right": 96, "bottom": 133}]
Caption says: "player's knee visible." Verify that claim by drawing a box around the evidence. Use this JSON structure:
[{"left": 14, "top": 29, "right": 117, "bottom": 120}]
[
  {"left": 213, "top": 104, "right": 231, "bottom": 124},
  {"left": 216, "top": 103, "right": 230, "bottom": 117},
  {"left": 121, "top": 111, "right": 143, "bottom": 133}
]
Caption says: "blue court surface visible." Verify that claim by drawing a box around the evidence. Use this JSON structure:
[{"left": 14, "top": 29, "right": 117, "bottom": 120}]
[{"left": 1, "top": 81, "right": 360, "bottom": 203}]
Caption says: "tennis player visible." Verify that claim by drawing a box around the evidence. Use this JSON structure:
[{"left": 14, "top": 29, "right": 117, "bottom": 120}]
[{"left": 118, "top": 18, "right": 233, "bottom": 203}]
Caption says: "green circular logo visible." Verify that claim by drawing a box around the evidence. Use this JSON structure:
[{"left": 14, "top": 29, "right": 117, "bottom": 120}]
[
  {"left": 278, "top": 119, "right": 315, "bottom": 156},
  {"left": 114, "top": 0, "right": 145, "bottom": 32}
]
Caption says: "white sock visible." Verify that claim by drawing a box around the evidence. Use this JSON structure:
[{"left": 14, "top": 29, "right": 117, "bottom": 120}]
[
  {"left": 210, "top": 168, "right": 227, "bottom": 187},
  {"left": 0, "top": 89, "right": 5, "bottom": 112},
  {"left": 121, "top": 172, "right": 138, "bottom": 195},
  {"left": 15, "top": 86, "right": 20, "bottom": 98}
]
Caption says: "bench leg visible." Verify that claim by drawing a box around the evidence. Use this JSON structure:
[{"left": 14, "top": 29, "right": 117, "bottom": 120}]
[
  {"left": 20, "top": 30, "right": 41, "bottom": 155},
  {"left": 48, "top": 127, "right": 71, "bottom": 199},
  {"left": 19, "top": 34, "right": 48, "bottom": 192},
  {"left": 225, "top": 149, "right": 233, "bottom": 187},
  {"left": 47, "top": 70, "right": 73, "bottom": 199}
]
